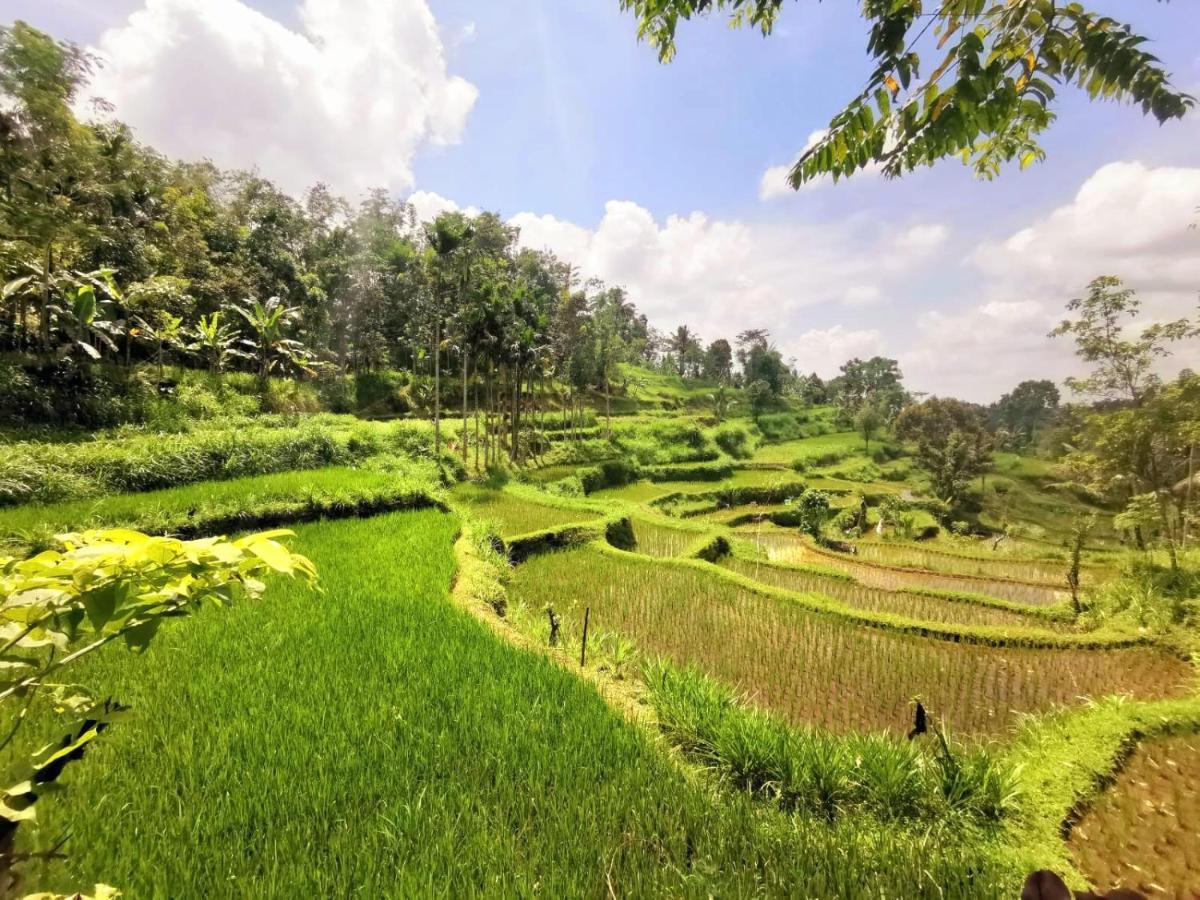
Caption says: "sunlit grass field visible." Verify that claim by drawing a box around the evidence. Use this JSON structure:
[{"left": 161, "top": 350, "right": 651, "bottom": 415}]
[
  {"left": 0, "top": 464, "right": 432, "bottom": 543},
  {"left": 748, "top": 431, "right": 861, "bottom": 466}
]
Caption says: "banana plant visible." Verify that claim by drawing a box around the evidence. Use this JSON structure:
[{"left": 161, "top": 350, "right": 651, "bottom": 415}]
[
  {"left": 234, "top": 296, "right": 314, "bottom": 382},
  {"left": 187, "top": 310, "right": 246, "bottom": 374},
  {"left": 3, "top": 265, "right": 120, "bottom": 358},
  {"left": 132, "top": 309, "right": 185, "bottom": 381}
]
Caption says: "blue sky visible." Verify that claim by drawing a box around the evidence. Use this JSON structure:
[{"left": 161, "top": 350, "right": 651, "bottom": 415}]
[{"left": 8, "top": 0, "right": 1200, "bottom": 400}]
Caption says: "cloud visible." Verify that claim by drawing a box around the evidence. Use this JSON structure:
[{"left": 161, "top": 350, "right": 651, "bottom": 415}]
[
  {"left": 406, "top": 190, "right": 480, "bottom": 224},
  {"left": 789, "top": 326, "right": 885, "bottom": 376},
  {"left": 973, "top": 161, "right": 1200, "bottom": 308},
  {"left": 897, "top": 224, "right": 949, "bottom": 254},
  {"left": 509, "top": 199, "right": 947, "bottom": 367},
  {"left": 841, "top": 285, "right": 882, "bottom": 307},
  {"left": 760, "top": 129, "right": 883, "bottom": 199},
  {"left": 897, "top": 161, "right": 1200, "bottom": 400},
  {"left": 84, "top": 0, "right": 478, "bottom": 198}
]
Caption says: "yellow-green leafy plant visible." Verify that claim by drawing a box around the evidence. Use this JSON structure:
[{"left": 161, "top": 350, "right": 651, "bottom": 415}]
[{"left": 0, "top": 528, "right": 317, "bottom": 892}]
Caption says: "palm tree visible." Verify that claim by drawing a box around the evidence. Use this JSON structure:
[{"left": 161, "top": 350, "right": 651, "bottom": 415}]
[
  {"left": 668, "top": 325, "right": 697, "bottom": 377},
  {"left": 423, "top": 213, "right": 475, "bottom": 458}
]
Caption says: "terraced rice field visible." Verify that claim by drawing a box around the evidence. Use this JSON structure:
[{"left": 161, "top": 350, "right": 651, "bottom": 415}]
[
  {"left": 628, "top": 517, "right": 702, "bottom": 557},
  {"left": 741, "top": 528, "right": 1067, "bottom": 606},
  {"left": 451, "top": 484, "right": 597, "bottom": 537},
  {"left": 720, "top": 555, "right": 1070, "bottom": 631},
  {"left": 747, "top": 432, "right": 861, "bottom": 467},
  {"left": 1068, "top": 734, "right": 1200, "bottom": 898},
  {"left": 509, "top": 549, "right": 1190, "bottom": 737},
  {"left": 13, "top": 510, "right": 992, "bottom": 897},
  {"left": 850, "top": 539, "right": 1105, "bottom": 586}
]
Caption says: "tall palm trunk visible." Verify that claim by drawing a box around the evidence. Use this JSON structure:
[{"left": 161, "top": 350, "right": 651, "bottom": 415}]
[
  {"left": 473, "top": 359, "right": 481, "bottom": 474},
  {"left": 461, "top": 345, "right": 469, "bottom": 462},
  {"left": 433, "top": 319, "right": 441, "bottom": 458},
  {"left": 39, "top": 243, "right": 52, "bottom": 354}
]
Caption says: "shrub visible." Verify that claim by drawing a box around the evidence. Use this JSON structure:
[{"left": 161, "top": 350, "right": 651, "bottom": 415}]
[
  {"left": 755, "top": 413, "right": 807, "bottom": 442},
  {"left": 830, "top": 461, "right": 882, "bottom": 483},
  {"left": 642, "top": 661, "right": 1019, "bottom": 824},
  {"left": 713, "top": 423, "right": 759, "bottom": 459},
  {"left": 354, "top": 371, "right": 411, "bottom": 415},
  {"left": 578, "top": 458, "right": 641, "bottom": 494},
  {"left": 644, "top": 462, "right": 732, "bottom": 482}
]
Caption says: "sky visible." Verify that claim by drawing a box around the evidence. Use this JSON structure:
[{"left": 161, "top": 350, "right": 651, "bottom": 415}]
[{"left": 8, "top": 0, "right": 1200, "bottom": 402}]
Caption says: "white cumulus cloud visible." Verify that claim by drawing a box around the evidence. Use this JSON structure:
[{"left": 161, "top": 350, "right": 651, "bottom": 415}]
[
  {"left": 508, "top": 199, "right": 947, "bottom": 371},
  {"left": 406, "top": 190, "right": 480, "bottom": 224},
  {"left": 789, "top": 326, "right": 885, "bottom": 376},
  {"left": 84, "top": 0, "right": 478, "bottom": 198}
]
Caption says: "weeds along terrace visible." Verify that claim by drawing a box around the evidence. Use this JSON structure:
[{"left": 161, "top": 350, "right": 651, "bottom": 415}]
[{"left": 507, "top": 545, "right": 1193, "bottom": 738}]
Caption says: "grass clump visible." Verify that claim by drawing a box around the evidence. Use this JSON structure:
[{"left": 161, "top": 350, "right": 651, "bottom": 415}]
[{"left": 644, "top": 661, "right": 1022, "bottom": 824}]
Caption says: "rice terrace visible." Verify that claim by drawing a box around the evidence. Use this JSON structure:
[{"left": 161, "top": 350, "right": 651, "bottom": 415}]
[{"left": 2, "top": 1, "right": 1200, "bottom": 898}]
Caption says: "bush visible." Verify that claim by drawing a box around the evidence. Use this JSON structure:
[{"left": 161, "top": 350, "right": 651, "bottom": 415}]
[
  {"left": 830, "top": 461, "right": 882, "bottom": 483},
  {"left": 354, "top": 371, "right": 411, "bottom": 415},
  {"left": 870, "top": 443, "right": 906, "bottom": 463},
  {"left": 644, "top": 462, "right": 732, "bottom": 483},
  {"left": 578, "top": 458, "right": 641, "bottom": 494},
  {"left": 713, "top": 423, "right": 759, "bottom": 459},
  {"left": 0, "top": 358, "right": 156, "bottom": 428},
  {"left": 791, "top": 450, "right": 853, "bottom": 472},
  {"left": 755, "top": 413, "right": 807, "bottom": 442},
  {"left": 612, "top": 421, "right": 718, "bottom": 465}
]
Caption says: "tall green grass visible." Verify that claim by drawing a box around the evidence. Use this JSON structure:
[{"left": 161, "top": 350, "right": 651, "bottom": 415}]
[
  {"left": 0, "top": 460, "right": 443, "bottom": 550},
  {"left": 7, "top": 511, "right": 1017, "bottom": 897},
  {"left": 0, "top": 417, "right": 446, "bottom": 506}
]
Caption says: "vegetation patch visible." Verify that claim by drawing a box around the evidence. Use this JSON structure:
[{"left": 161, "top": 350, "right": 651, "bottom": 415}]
[
  {"left": 0, "top": 416, "right": 446, "bottom": 506},
  {"left": 645, "top": 661, "right": 1020, "bottom": 823}
]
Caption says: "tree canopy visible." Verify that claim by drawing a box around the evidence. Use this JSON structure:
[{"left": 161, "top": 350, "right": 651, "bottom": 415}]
[{"left": 620, "top": 0, "right": 1193, "bottom": 186}]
